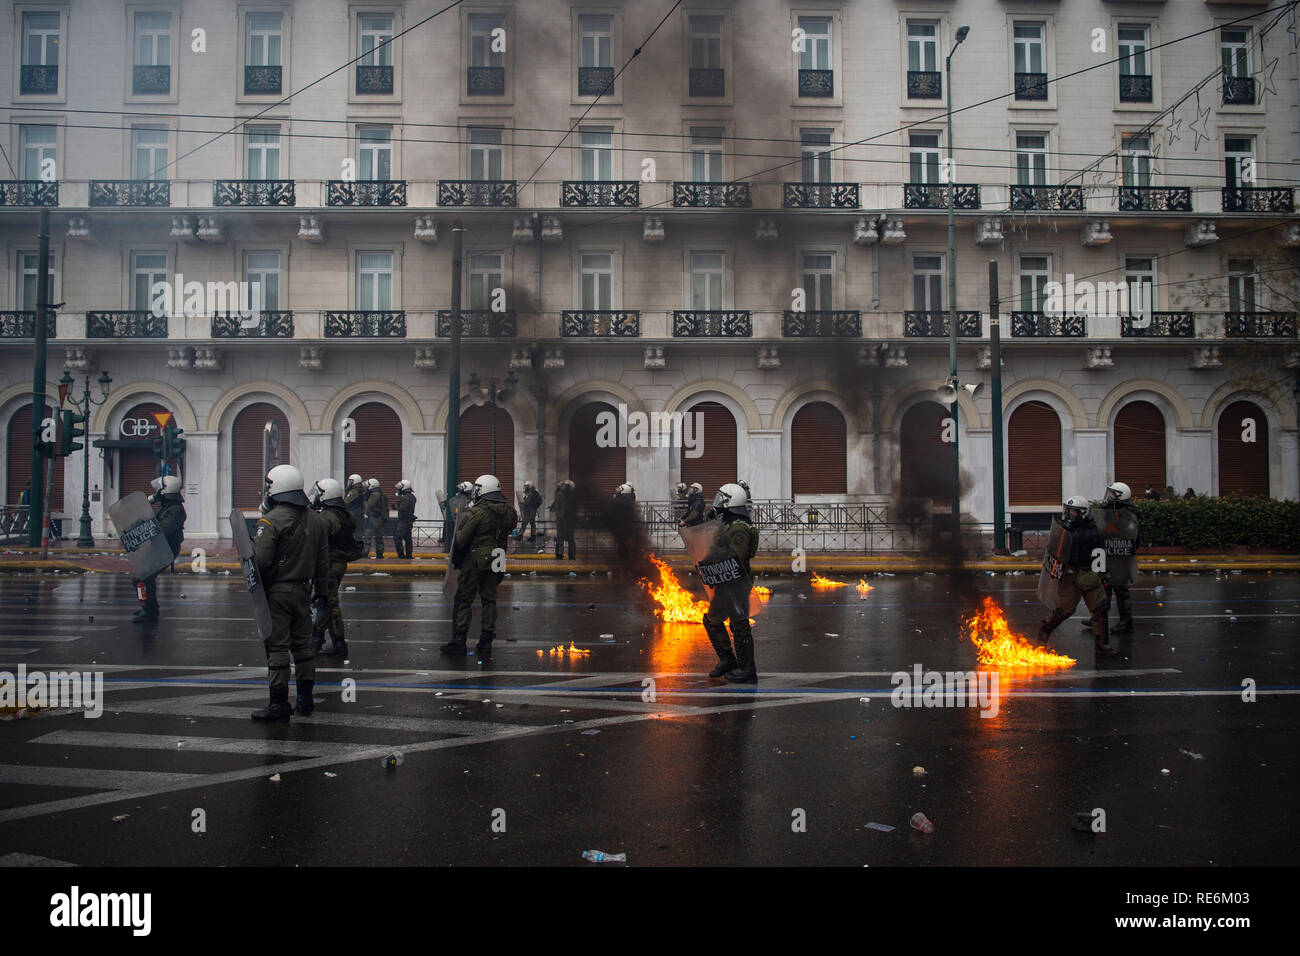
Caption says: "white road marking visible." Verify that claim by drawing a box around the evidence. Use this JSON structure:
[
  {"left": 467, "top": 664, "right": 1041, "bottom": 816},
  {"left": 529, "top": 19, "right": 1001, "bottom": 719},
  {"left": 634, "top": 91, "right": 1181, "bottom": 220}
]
[
  {"left": 0, "top": 764, "right": 201, "bottom": 790},
  {"left": 0, "top": 852, "right": 77, "bottom": 867},
  {"left": 30, "top": 730, "right": 381, "bottom": 758}
]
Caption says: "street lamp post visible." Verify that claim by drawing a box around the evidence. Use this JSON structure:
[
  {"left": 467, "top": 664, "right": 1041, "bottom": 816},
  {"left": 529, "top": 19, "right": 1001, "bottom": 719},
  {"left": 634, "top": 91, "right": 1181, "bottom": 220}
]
[
  {"left": 945, "top": 24, "right": 970, "bottom": 546},
  {"left": 467, "top": 370, "right": 519, "bottom": 475},
  {"left": 61, "top": 369, "right": 111, "bottom": 548}
]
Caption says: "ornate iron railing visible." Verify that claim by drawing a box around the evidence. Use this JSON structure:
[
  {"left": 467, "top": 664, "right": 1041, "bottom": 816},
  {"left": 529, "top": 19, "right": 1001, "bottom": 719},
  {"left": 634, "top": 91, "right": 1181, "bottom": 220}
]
[
  {"left": 356, "top": 65, "right": 393, "bottom": 94},
  {"left": 1120, "top": 312, "right": 1195, "bottom": 337},
  {"left": 904, "top": 311, "right": 982, "bottom": 337},
  {"left": 436, "top": 310, "right": 516, "bottom": 336},
  {"left": 1222, "top": 75, "right": 1255, "bottom": 106},
  {"left": 578, "top": 66, "right": 614, "bottom": 96},
  {"left": 20, "top": 64, "right": 58, "bottom": 94},
  {"left": 0, "top": 505, "right": 31, "bottom": 542},
  {"left": 0, "top": 181, "right": 58, "bottom": 206},
  {"left": 244, "top": 65, "right": 282, "bottom": 94},
  {"left": 1222, "top": 187, "right": 1294, "bottom": 214},
  {"left": 437, "top": 180, "right": 518, "bottom": 206},
  {"left": 467, "top": 66, "right": 505, "bottom": 94},
  {"left": 1119, "top": 74, "right": 1152, "bottom": 103},
  {"left": 1117, "top": 186, "right": 1192, "bottom": 212},
  {"left": 0, "top": 311, "right": 57, "bottom": 338},
  {"left": 782, "top": 311, "right": 861, "bottom": 337},
  {"left": 689, "top": 67, "right": 724, "bottom": 96},
  {"left": 89, "top": 180, "right": 170, "bottom": 206},
  {"left": 1225, "top": 312, "right": 1297, "bottom": 338},
  {"left": 213, "top": 180, "right": 295, "bottom": 206},
  {"left": 132, "top": 64, "right": 170, "bottom": 95},
  {"left": 324, "top": 310, "right": 406, "bottom": 337},
  {"left": 1009, "top": 184, "right": 1084, "bottom": 211},
  {"left": 561, "top": 310, "right": 640, "bottom": 336},
  {"left": 673, "top": 182, "right": 751, "bottom": 207},
  {"left": 904, "top": 183, "right": 981, "bottom": 210},
  {"left": 326, "top": 180, "right": 407, "bottom": 205},
  {"left": 87, "top": 311, "right": 168, "bottom": 338},
  {"left": 561, "top": 181, "right": 639, "bottom": 206},
  {"left": 907, "top": 70, "right": 941, "bottom": 99},
  {"left": 211, "top": 310, "right": 294, "bottom": 338},
  {"left": 798, "top": 69, "right": 833, "bottom": 97},
  {"left": 783, "top": 182, "right": 859, "bottom": 208},
  {"left": 1010, "top": 311, "right": 1086, "bottom": 337},
  {"left": 672, "top": 310, "right": 753, "bottom": 337},
  {"left": 1014, "top": 72, "right": 1048, "bottom": 100}
]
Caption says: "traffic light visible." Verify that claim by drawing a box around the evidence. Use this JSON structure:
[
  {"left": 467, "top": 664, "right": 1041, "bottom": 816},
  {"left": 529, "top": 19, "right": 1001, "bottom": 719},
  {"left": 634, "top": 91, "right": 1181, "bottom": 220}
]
[
  {"left": 164, "top": 422, "right": 186, "bottom": 460},
  {"left": 59, "top": 408, "right": 85, "bottom": 456},
  {"left": 152, "top": 433, "right": 165, "bottom": 460}
]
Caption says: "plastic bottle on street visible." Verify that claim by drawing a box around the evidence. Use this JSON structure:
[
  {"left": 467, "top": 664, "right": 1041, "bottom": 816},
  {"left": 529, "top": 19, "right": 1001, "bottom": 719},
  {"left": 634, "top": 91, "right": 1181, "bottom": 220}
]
[
  {"left": 910, "top": 812, "right": 934, "bottom": 834},
  {"left": 380, "top": 752, "right": 404, "bottom": 770},
  {"left": 581, "top": 850, "right": 627, "bottom": 863}
]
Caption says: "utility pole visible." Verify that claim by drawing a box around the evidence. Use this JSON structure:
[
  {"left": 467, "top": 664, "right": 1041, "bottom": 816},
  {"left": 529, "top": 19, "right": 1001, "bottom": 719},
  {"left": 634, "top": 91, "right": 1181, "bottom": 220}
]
[
  {"left": 28, "top": 207, "right": 50, "bottom": 548},
  {"left": 990, "top": 261, "right": 1006, "bottom": 552},
  {"left": 443, "top": 221, "right": 464, "bottom": 546},
  {"left": 945, "top": 25, "right": 969, "bottom": 548}
]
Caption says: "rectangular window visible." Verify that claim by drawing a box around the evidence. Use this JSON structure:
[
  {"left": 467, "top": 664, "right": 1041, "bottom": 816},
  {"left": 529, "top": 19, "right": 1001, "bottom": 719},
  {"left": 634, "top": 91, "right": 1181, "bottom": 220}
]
[
  {"left": 243, "top": 251, "right": 280, "bottom": 311},
  {"left": 1224, "top": 136, "right": 1255, "bottom": 188},
  {"left": 909, "top": 132, "right": 941, "bottom": 184},
  {"left": 469, "top": 14, "right": 505, "bottom": 68},
  {"left": 689, "top": 15, "right": 722, "bottom": 69},
  {"left": 468, "top": 128, "right": 503, "bottom": 181},
  {"left": 1118, "top": 25, "right": 1148, "bottom": 76},
  {"left": 133, "top": 127, "right": 169, "bottom": 180},
  {"left": 801, "top": 130, "right": 832, "bottom": 183},
  {"left": 579, "top": 127, "right": 613, "bottom": 181},
  {"left": 358, "top": 127, "right": 392, "bottom": 180},
  {"left": 22, "top": 11, "right": 60, "bottom": 66},
  {"left": 912, "top": 255, "right": 944, "bottom": 312},
  {"left": 247, "top": 12, "right": 283, "bottom": 66},
  {"left": 1221, "top": 28, "right": 1250, "bottom": 78},
  {"left": 134, "top": 12, "right": 170, "bottom": 66},
  {"left": 18, "top": 252, "right": 55, "bottom": 311},
  {"left": 1227, "top": 259, "right": 1256, "bottom": 313},
  {"left": 1019, "top": 255, "right": 1051, "bottom": 313},
  {"left": 1124, "top": 256, "right": 1155, "bottom": 316},
  {"left": 580, "top": 252, "right": 613, "bottom": 310},
  {"left": 690, "top": 127, "right": 723, "bottom": 182},
  {"left": 132, "top": 252, "right": 168, "bottom": 312},
  {"left": 1013, "top": 22, "right": 1045, "bottom": 75},
  {"left": 359, "top": 14, "right": 394, "bottom": 66},
  {"left": 690, "top": 251, "right": 724, "bottom": 310},
  {"left": 20, "top": 125, "right": 57, "bottom": 180},
  {"left": 468, "top": 252, "right": 504, "bottom": 310},
  {"left": 580, "top": 15, "right": 612, "bottom": 68},
  {"left": 801, "top": 253, "right": 834, "bottom": 311},
  {"left": 245, "top": 126, "right": 281, "bottom": 180},
  {"left": 1015, "top": 133, "right": 1048, "bottom": 186},
  {"left": 1121, "top": 133, "right": 1152, "bottom": 188},
  {"left": 907, "top": 21, "right": 938, "bottom": 73},
  {"left": 357, "top": 252, "right": 394, "bottom": 310},
  {"left": 798, "top": 17, "right": 831, "bottom": 70}
]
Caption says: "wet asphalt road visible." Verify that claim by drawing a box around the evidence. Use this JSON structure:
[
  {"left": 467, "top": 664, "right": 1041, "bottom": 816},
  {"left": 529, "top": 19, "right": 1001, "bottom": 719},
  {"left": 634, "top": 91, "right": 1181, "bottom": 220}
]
[{"left": 0, "top": 568, "right": 1296, "bottom": 867}]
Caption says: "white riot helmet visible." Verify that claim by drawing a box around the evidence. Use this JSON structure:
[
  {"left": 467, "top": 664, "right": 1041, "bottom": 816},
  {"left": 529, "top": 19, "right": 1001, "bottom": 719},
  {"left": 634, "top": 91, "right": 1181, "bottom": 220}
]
[
  {"left": 473, "top": 474, "right": 501, "bottom": 500},
  {"left": 151, "top": 475, "right": 182, "bottom": 497},
  {"left": 615, "top": 483, "right": 633, "bottom": 496},
  {"left": 1103, "top": 481, "right": 1132, "bottom": 504},
  {"left": 366, "top": 478, "right": 379, "bottom": 490},
  {"left": 313, "top": 477, "right": 343, "bottom": 505},
  {"left": 562, "top": 479, "right": 575, "bottom": 490},
  {"left": 675, "top": 482, "right": 687, "bottom": 496},
  {"left": 689, "top": 482, "right": 703, "bottom": 495},
  {"left": 396, "top": 479, "right": 412, "bottom": 493},
  {"left": 713, "top": 482, "right": 748, "bottom": 511},
  {"left": 347, "top": 474, "right": 362, "bottom": 487},
  {"left": 1062, "top": 495, "right": 1090, "bottom": 522},
  {"left": 457, "top": 480, "right": 475, "bottom": 495},
  {"left": 524, "top": 481, "right": 533, "bottom": 490},
  {"left": 266, "top": 464, "right": 305, "bottom": 498}
]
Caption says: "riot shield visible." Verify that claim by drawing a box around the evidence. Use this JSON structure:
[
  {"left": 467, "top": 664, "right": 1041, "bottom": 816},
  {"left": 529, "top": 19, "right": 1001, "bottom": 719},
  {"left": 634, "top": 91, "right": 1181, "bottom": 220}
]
[
  {"left": 229, "top": 510, "right": 273, "bottom": 640},
  {"left": 1036, "top": 517, "right": 1074, "bottom": 610},
  {"left": 442, "top": 503, "right": 472, "bottom": 598},
  {"left": 1099, "top": 507, "right": 1140, "bottom": 587},
  {"left": 679, "top": 519, "right": 762, "bottom": 620},
  {"left": 108, "top": 492, "right": 175, "bottom": 580}
]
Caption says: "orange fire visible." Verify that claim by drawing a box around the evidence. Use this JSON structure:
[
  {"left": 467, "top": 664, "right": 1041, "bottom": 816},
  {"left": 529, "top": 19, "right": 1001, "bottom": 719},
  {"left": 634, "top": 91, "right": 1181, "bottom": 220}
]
[
  {"left": 641, "top": 554, "right": 711, "bottom": 623},
  {"left": 754, "top": 585, "right": 771, "bottom": 599},
  {"left": 965, "top": 596, "right": 1075, "bottom": 668},
  {"left": 537, "top": 641, "right": 591, "bottom": 658},
  {"left": 810, "top": 572, "right": 849, "bottom": 589},
  {"left": 856, "top": 578, "right": 873, "bottom": 598}
]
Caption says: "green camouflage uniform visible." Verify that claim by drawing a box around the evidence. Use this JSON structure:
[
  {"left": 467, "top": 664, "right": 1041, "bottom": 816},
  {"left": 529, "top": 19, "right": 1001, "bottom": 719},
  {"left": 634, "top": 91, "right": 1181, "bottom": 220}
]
[
  {"left": 253, "top": 502, "right": 330, "bottom": 694},
  {"left": 344, "top": 483, "right": 366, "bottom": 540},
  {"left": 451, "top": 496, "right": 518, "bottom": 640},
  {"left": 364, "top": 487, "right": 389, "bottom": 558},
  {"left": 311, "top": 503, "right": 360, "bottom": 646},
  {"left": 394, "top": 490, "right": 417, "bottom": 558},
  {"left": 701, "top": 512, "right": 760, "bottom": 672},
  {"left": 136, "top": 495, "right": 186, "bottom": 613}
]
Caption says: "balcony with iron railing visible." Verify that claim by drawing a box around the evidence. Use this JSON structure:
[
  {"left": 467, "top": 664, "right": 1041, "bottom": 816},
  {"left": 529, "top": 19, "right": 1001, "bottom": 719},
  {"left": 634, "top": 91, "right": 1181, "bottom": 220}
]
[
  {"left": 1009, "top": 184, "right": 1083, "bottom": 211},
  {"left": 20, "top": 64, "right": 58, "bottom": 94},
  {"left": 87, "top": 311, "right": 168, "bottom": 338},
  {"left": 0, "top": 181, "right": 58, "bottom": 206},
  {"left": 1117, "top": 186, "right": 1192, "bottom": 212},
  {"left": 1120, "top": 312, "right": 1195, "bottom": 337},
  {"left": 89, "top": 180, "right": 170, "bottom": 206},
  {"left": 324, "top": 310, "right": 406, "bottom": 337},
  {"left": 673, "top": 182, "right": 751, "bottom": 207},
  {"left": 356, "top": 65, "right": 393, "bottom": 94},
  {"left": 211, "top": 310, "right": 294, "bottom": 338},
  {"left": 561, "top": 181, "right": 639, "bottom": 206},
  {"left": 903, "top": 311, "right": 982, "bottom": 337},
  {"left": 326, "top": 180, "right": 407, "bottom": 206},
  {"left": 1014, "top": 72, "right": 1048, "bottom": 101},
  {"left": 783, "top": 182, "right": 859, "bottom": 208},
  {"left": 132, "top": 64, "right": 170, "bottom": 95},
  {"left": 672, "top": 311, "right": 753, "bottom": 337},
  {"left": 1119, "top": 74, "right": 1152, "bottom": 103},
  {"left": 562, "top": 310, "right": 640, "bottom": 336},
  {"left": 1222, "top": 187, "right": 1294, "bottom": 213},
  {"left": 213, "top": 180, "right": 296, "bottom": 206},
  {"left": 437, "top": 180, "right": 518, "bottom": 206},
  {"left": 689, "top": 68, "right": 725, "bottom": 97},
  {"left": 436, "top": 310, "right": 517, "bottom": 336},
  {"left": 907, "top": 70, "right": 941, "bottom": 99},
  {"left": 1010, "top": 312, "right": 1086, "bottom": 337},
  {"left": 244, "top": 65, "right": 282, "bottom": 95},
  {"left": 1222, "top": 75, "right": 1255, "bottom": 106},
  {"left": 904, "top": 183, "right": 981, "bottom": 210},
  {"left": 467, "top": 66, "right": 505, "bottom": 95},
  {"left": 1225, "top": 312, "right": 1296, "bottom": 338},
  {"left": 782, "top": 311, "right": 861, "bottom": 337},
  {"left": 798, "top": 69, "right": 833, "bottom": 97},
  {"left": 578, "top": 67, "right": 614, "bottom": 96},
  {"left": 0, "top": 311, "right": 56, "bottom": 338}
]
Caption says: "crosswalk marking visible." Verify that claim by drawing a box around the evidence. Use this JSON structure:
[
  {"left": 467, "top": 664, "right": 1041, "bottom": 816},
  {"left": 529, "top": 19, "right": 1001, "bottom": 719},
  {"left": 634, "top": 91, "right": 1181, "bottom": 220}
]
[
  {"left": 31, "top": 730, "right": 381, "bottom": 759},
  {"left": 0, "top": 764, "right": 201, "bottom": 790}
]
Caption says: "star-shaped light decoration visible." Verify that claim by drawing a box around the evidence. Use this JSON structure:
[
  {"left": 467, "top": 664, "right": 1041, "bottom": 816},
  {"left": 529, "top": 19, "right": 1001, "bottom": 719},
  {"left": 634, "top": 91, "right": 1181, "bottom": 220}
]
[
  {"left": 1165, "top": 113, "right": 1184, "bottom": 147},
  {"left": 1254, "top": 56, "right": 1281, "bottom": 101},
  {"left": 1186, "top": 94, "right": 1212, "bottom": 152}
]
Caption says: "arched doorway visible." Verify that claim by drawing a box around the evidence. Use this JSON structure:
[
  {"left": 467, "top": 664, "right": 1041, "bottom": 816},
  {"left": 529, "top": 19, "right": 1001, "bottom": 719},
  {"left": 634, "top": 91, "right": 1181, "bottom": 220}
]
[
  {"left": 569, "top": 401, "right": 625, "bottom": 503},
  {"left": 1113, "top": 400, "right": 1166, "bottom": 493},
  {"left": 6, "top": 402, "right": 65, "bottom": 509},
  {"left": 458, "top": 404, "right": 515, "bottom": 497},
  {"left": 1008, "top": 400, "right": 1061, "bottom": 506},
  {"left": 1217, "top": 400, "right": 1268, "bottom": 496},
  {"left": 343, "top": 402, "right": 404, "bottom": 493},
  {"left": 791, "top": 401, "right": 846, "bottom": 494},
  {"left": 232, "top": 402, "right": 291, "bottom": 510},
  {"left": 680, "top": 401, "right": 736, "bottom": 497},
  {"left": 115, "top": 402, "right": 174, "bottom": 503},
  {"left": 899, "top": 401, "right": 952, "bottom": 500}
]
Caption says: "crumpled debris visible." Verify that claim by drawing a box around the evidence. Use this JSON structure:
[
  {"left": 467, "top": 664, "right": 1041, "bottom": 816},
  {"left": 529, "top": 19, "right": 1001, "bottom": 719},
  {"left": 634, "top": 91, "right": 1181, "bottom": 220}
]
[
  {"left": 269, "top": 773, "right": 281, "bottom": 782},
  {"left": 912, "top": 766, "right": 927, "bottom": 776},
  {"left": 324, "top": 772, "right": 337, "bottom": 778},
  {"left": 1179, "top": 749, "right": 1204, "bottom": 760},
  {"left": 865, "top": 822, "right": 894, "bottom": 833},
  {"left": 581, "top": 729, "right": 601, "bottom": 735},
  {"left": 1160, "top": 768, "right": 1170, "bottom": 776},
  {"left": 112, "top": 814, "right": 130, "bottom": 823}
]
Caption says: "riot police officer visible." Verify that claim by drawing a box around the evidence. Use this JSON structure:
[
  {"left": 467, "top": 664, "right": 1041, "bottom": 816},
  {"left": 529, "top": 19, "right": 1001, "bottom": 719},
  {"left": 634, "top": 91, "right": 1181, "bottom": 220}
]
[
  {"left": 363, "top": 477, "right": 389, "bottom": 559},
  {"left": 310, "top": 478, "right": 361, "bottom": 657},
  {"left": 443, "top": 474, "right": 518, "bottom": 659},
  {"left": 611, "top": 483, "right": 638, "bottom": 563},
  {"left": 519, "top": 481, "right": 542, "bottom": 542},
  {"left": 679, "top": 482, "right": 706, "bottom": 527},
  {"left": 549, "top": 479, "right": 578, "bottom": 560},
  {"left": 1098, "top": 481, "right": 1139, "bottom": 634},
  {"left": 1038, "top": 495, "right": 1118, "bottom": 657},
  {"left": 251, "top": 465, "right": 330, "bottom": 721},
  {"left": 344, "top": 474, "right": 366, "bottom": 540},
  {"left": 394, "top": 479, "right": 417, "bottom": 559},
  {"left": 133, "top": 475, "right": 187, "bottom": 623},
  {"left": 699, "top": 483, "right": 760, "bottom": 682}
]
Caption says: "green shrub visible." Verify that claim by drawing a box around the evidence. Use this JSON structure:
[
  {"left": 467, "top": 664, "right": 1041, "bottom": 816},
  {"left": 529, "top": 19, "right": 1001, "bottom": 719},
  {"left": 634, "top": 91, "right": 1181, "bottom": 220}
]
[{"left": 1108, "top": 495, "right": 1300, "bottom": 550}]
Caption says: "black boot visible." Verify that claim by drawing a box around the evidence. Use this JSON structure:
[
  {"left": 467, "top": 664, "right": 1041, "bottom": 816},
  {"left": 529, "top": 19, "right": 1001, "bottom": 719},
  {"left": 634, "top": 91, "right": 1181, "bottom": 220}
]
[
  {"left": 1093, "top": 612, "right": 1118, "bottom": 657},
  {"left": 251, "top": 687, "right": 292, "bottom": 722},
  {"left": 441, "top": 633, "right": 468, "bottom": 655},
  {"left": 311, "top": 631, "right": 326, "bottom": 654},
  {"left": 295, "top": 680, "right": 315, "bottom": 717},
  {"left": 724, "top": 632, "right": 758, "bottom": 683},
  {"left": 332, "top": 638, "right": 349, "bottom": 657},
  {"left": 704, "top": 622, "right": 737, "bottom": 678},
  {"left": 1111, "top": 590, "right": 1134, "bottom": 633},
  {"left": 475, "top": 632, "right": 495, "bottom": 659},
  {"left": 1038, "top": 609, "right": 1068, "bottom": 644}
]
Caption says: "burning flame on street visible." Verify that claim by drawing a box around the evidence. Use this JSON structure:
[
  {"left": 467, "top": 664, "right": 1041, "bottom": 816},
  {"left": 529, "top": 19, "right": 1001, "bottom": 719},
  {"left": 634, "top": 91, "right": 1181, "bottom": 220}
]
[
  {"left": 754, "top": 585, "right": 771, "bottom": 599},
  {"left": 856, "top": 578, "right": 873, "bottom": 598},
  {"left": 965, "top": 597, "right": 1075, "bottom": 668},
  {"left": 810, "top": 572, "right": 849, "bottom": 589},
  {"left": 641, "top": 554, "right": 710, "bottom": 623},
  {"left": 537, "top": 641, "right": 591, "bottom": 659}
]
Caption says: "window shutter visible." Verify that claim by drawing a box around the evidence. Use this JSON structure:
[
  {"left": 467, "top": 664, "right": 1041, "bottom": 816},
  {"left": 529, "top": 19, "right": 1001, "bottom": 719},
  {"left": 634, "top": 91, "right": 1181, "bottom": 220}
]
[
  {"left": 1008, "top": 401, "right": 1061, "bottom": 506},
  {"left": 116, "top": 402, "right": 170, "bottom": 507},
  {"left": 568, "top": 402, "right": 625, "bottom": 503},
  {"left": 1217, "top": 401, "right": 1268, "bottom": 496},
  {"left": 458, "top": 404, "right": 515, "bottom": 499},
  {"left": 344, "top": 402, "right": 404, "bottom": 496},
  {"left": 680, "top": 401, "right": 736, "bottom": 498},
  {"left": 231, "top": 402, "right": 291, "bottom": 511},
  {"left": 1113, "top": 401, "right": 1166, "bottom": 493},
  {"left": 900, "top": 401, "right": 952, "bottom": 500},
  {"left": 792, "top": 401, "right": 847, "bottom": 494},
  {"left": 7, "top": 402, "right": 65, "bottom": 510}
]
